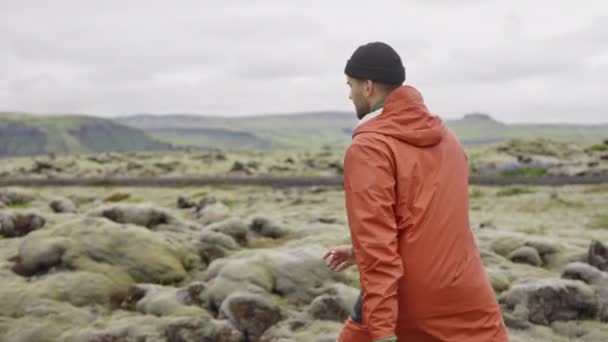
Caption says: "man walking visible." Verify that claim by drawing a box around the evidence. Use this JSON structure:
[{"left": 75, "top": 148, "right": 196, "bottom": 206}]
[{"left": 324, "top": 42, "right": 508, "bottom": 342}]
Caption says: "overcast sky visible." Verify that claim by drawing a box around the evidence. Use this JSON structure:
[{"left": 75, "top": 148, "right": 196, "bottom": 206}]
[{"left": 1, "top": 0, "right": 606, "bottom": 123}]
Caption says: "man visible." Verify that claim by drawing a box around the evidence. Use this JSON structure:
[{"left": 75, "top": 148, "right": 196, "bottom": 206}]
[{"left": 323, "top": 42, "right": 508, "bottom": 342}]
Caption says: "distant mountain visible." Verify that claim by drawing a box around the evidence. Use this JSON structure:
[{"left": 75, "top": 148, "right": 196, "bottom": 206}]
[
  {"left": 0, "top": 112, "right": 173, "bottom": 157},
  {"left": 119, "top": 112, "right": 608, "bottom": 149}
]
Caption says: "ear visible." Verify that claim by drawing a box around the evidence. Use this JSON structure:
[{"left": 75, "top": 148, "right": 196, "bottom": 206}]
[{"left": 364, "top": 80, "right": 374, "bottom": 97}]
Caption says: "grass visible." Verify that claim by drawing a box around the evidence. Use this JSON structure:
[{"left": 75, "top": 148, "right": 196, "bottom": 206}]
[
  {"left": 7, "top": 202, "right": 29, "bottom": 209},
  {"left": 587, "top": 143, "right": 608, "bottom": 152},
  {"left": 584, "top": 185, "right": 608, "bottom": 194},
  {"left": 470, "top": 188, "right": 485, "bottom": 199},
  {"left": 103, "top": 192, "right": 131, "bottom": 203},
  {"left": 222, "top": 198, "right": 237, "bottom": 208},
  {"left": 589, "top": 213, "right": 608, "bottom": 229},
  {"left": 496, "top": 186, "right": 534, "bottom": 197},
  {"left": 516, "top": 225, "right": 548, "bottom": 235},
  {"left": 549, "top": 195, "right": 584, "bottom": 208},
  {"left": 191, "top": 191, "right": 209, "bottom": 199}
]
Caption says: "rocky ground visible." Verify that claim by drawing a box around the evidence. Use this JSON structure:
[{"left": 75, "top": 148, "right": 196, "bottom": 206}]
[
  {"left": 0, "top": 181, "right": 607, "bottom": 341},
  {"left": 1, "top": 138, "right": 606, "bottom": 180},
  {"left": 469, "top": 138, "right": 608, "bottom": 177}
]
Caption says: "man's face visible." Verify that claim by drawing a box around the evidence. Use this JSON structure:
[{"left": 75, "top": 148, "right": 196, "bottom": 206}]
[{"left": 347, "top": 76, "right": 371, "bottom": 119}]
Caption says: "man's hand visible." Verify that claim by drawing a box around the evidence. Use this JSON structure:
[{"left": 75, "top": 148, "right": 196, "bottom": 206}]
[{"left": 323, "top": 246, "right": 356, "bottom": 272}]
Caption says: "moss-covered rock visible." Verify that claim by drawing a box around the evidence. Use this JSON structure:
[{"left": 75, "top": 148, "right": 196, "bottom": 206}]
[
  {"left": 0, "top": 211, "right": 46, "bottom": 238},
  {"left": 196, "top": 202, "right": 231, "bottom": 225},
  {"left": 0, "top": 188, "right": 35, "bottom": 207},
  {"left": 49, "top": 197, "right": 77, "bottom": 214},
  {"left": 89, "top": 204, "right": 179, "bottom": 229},
  {"left": 205, "top": 218, "right": 249, "bottom": 245},
  {"left": 12, "top": 217, "right": 191, "bottom": 285},
  {"left": 250, "top": 217, "right": 289, "bottom": 239},
  {"left": 163, "top": 317, "right": 244, "bottom": 342},
  {"left": 197, "top": 230, "right": 240, "bottom": 264},
  {"left": 486, "top": 268, "right": 512, "bottom": 293},
  {"left": 500, "top": 278, "right": 598, "bottom": 325},
  {"left": 120, "top": 283, "right": 211, "bottom": 317},
  {"left": 490, "top": 235, "right": 527, "bottom": 257},
  {"left": 219, "top": 291, "right": 285, "bottom": 341}
]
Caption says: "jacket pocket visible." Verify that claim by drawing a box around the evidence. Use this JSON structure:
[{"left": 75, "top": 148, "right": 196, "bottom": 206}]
[{"left": 338, "top": 317, "right": 372, "bottom": 342}]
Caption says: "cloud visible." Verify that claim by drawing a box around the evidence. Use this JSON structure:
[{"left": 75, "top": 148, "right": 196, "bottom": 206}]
[{"left": 0, "top": 0, "right": 606, "bottom": 123}]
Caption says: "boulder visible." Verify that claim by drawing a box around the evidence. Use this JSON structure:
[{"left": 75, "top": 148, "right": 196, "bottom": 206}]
[
  {"left": 12, "top": 218, "right": 190, "bottom": 284},
  {"left": 164, "top": 318, "right": 244, "bottom": 342},
  {"left": 177, "top": 196, "right": 197, "bottom": 209},
  {"left": 204, "top": 246, "right": 347, "bottom": 309},
  {"left": 490, "top": 235, "right": 526, "bottom": 257},
  {"left": 589, "top": 240, "right": 608, "bottom": 271},
  {"left": 250, "top": 217, "right": 289, "bottom": 239},
  {"left": 562, "top": 262, "right": 608, "bottom": 322},
  {"left": 202, "top": 258, "right": 274, "bottom": 312},
  {"left": 266, "top": 247, "right": 346, "bottom": 305},
  {"left": 12, "top": 237, "right": 69, "bottom": 276},
  {"left": 259, "top": 319, "right": 342, "bottom": 342},
  {"left": 230, "top": 161, "right": 253, "bottom": 175},
  {"left": 0, "top": 211, "right": 46, "bottom": 238},
  {"left": 500, "top": 278, "right": 598, "bottom": 325},
  {"left": 197, "top": 202, "right": 231, "bottom": 225},
  {"left": 306, "top": 294, "right": 351, "bottom": 322},
  {"left": 509, "top": 246, "right": 543, "bottom": 267},
  {"left": 49, "top": 198, "right": 78, "bottom": 214},
  {"left": 307, "top": 283, "right": 359, "bottom": 321},
  {"left": 206, "top": 218, "right": 248, "bottom": 245},
  {"left": 0, "top": 188, "right": 35, "bottom": 207},
  {"left": 219, "top": 291, "right": 284, "bottom": 342},
  {"left": 89, "top": 204, "right": 177, "bottom": 229},
  {"left": 197, "top": 231, "right": 240, "bottom": 263},
  {"left": 119, "top": 284, "right": 210, "bottom": 317},
  {"left": 562, "top": 262, "right": 607, "bottom": 285}
]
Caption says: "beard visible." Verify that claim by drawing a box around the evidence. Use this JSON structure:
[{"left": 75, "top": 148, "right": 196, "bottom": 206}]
[{"left": 354, "top": 100, "right": 371, "bottom": 120}]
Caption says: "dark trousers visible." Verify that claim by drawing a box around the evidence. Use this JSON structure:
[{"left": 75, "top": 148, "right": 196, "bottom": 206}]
[{"left": 350, "top": 290, "right": 363, "bottom": 323}]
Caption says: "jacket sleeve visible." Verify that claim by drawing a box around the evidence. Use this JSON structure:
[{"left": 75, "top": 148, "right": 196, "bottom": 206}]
[{"left": 343, "top": 141, "right": 403, "bottom": 341}]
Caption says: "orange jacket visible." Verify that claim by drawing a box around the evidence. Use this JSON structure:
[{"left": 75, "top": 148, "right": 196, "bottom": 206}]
[{"left": 340, "top": 86, "right": 507, "bottom": 341}]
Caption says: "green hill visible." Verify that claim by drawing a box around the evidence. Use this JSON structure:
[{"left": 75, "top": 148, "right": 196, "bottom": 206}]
[
  {"left": 0, "top": 112, "right": 173, "bottom": 157},
  {"left": 119, "top": 112, "right": 608, "bottom": 150}
]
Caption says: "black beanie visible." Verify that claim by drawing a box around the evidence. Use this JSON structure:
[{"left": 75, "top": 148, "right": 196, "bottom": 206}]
[{"left": 344, "top": 42, "right": 405, "bottom": 85}]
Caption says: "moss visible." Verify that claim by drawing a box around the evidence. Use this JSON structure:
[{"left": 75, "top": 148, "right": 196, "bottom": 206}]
[
  {"left": 548, "top": 196, "right": 584, "bottom": 208},
  {"left": 490, "top": 235, "right": 526, "bottom": 257},
  {"left": 103, "top": 192, "right": 131, "bottom": 203},
  {"left": 192, "top": 191, "right": 208, "bottom": 199},
  {"left": 223, "top": 198, "right": 237, "bottom": 208},
  {"left": 470, "top": 188, "right": 485, "bottom": 199},
  {"left": 516, "top": 225, "right": 548, "bottom": 235},
  {"left": 587, "top": 143, "right": 608, "bottom": 152},
  {"left": 589, "top": 213, "right": 608, "bottom": 229},
  {"left": 124, "top": 197, "right": 144, "bottom": 204},
  {"left": 270, "top": 293, "right": 291, "bottom": 308},
  {"left": 496, "top": 186, "right": 534, "bottom": 197},
  {"left": 583, "top": 184, "right": 608, "bottom": 194},
  {"left": 28, "top": 271, "right": 131, "bottom": 308},
  {"left": 486, "top": 268, "right": 511, "bottom": 293},
  {"left": 26, "top": 218, "right": 190, "bottom": 285},
  {"left": 7, "top": 202, "right": 29, "bottom": 209}
]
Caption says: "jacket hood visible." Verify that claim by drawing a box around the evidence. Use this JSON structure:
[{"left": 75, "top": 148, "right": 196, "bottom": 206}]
[{"left": 353, "top": 85, "right": 445, "bottom": 147}]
